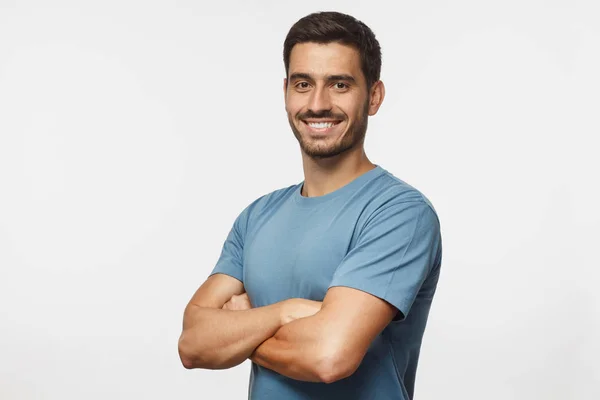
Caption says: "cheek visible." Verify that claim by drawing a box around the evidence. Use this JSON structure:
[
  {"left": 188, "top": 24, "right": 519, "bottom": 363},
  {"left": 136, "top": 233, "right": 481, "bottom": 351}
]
[
  {"left": 286, "top": 92, "right": 308, "bottom": 109},
  {"left": 285, "top": 101, "right": 303, "bottom": 117},
  {"left": 333, "top": 97, "right": 357, "bottom": 116},
  {"left": 350, "top": 104, "right": 367, "bottom": 121}
]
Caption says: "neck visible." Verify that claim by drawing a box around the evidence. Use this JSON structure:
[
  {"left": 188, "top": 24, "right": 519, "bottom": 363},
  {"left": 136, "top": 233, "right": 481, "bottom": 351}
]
[{"left": 300, "top": 145, "right": 376, "bottom": 198}]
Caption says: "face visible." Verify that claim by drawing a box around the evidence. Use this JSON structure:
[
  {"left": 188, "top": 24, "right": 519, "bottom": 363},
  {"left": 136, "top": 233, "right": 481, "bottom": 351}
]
[{"left": 284, "top": 42, "right": 384, "bottom": 159}]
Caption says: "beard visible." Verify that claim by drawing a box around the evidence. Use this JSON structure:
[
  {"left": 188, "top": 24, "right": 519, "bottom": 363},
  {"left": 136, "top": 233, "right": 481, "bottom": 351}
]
[{"left": 288, "top": 101, "right": 369, "bottom": 159}]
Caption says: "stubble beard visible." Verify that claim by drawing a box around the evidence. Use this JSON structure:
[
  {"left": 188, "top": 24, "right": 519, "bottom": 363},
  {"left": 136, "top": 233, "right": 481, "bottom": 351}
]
[{"left": 288, "top": 102, "right": 370, "bottom": 159}]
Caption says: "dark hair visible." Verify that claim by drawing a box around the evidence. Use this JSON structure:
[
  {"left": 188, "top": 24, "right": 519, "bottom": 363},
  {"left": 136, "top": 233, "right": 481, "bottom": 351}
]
[{"left": 283, "top": 11, "right": 382, "bottom": 89}]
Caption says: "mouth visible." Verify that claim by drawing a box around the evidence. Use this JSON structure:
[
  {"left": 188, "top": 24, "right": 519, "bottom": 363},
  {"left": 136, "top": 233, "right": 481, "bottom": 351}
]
[{"left": 301, "top": 119, "right": 343, "bottom": 134}]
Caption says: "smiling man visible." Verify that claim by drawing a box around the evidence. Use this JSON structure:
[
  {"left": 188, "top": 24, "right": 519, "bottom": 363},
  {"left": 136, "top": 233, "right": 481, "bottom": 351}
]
[{"left": 178, "top": 11, "right": 442, "bottom": 400}]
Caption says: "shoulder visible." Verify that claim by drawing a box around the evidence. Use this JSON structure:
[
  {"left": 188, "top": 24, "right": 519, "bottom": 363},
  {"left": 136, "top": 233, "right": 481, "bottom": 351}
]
[
  {"left": 234, "top": 184, "right": 298, "bottom": 228},
  {"left": 362, "top": 168, "right": 439, "bottom": 224},
  {"left": 246, "top": 184, "right": 298, "bottom": 214}
]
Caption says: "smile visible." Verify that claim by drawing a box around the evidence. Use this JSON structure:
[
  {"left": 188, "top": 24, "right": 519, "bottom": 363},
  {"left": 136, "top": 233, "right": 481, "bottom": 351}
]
[{"left": 302, "top": 120, "right": 342, "bottom": 133}]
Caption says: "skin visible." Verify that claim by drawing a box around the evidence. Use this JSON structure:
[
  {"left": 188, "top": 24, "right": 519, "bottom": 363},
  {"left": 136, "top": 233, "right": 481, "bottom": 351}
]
[
  {"left": 248, "top": 286, "right": 397, "bottom": 383},
  {"left": 179, "top": 42, "right": 397, "bottom": 383},
  {"left": 284, "top": 41, "right": 385, "bottom": 197},
  {"left": 248, "top": 43, "right": 395, "bottom": 382},
  {"left": 178, "top": 274, "right": 322, "bottom": 370}
]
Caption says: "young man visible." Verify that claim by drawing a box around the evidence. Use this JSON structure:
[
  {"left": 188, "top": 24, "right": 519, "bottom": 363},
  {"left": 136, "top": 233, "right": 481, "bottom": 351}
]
[{"left": 178, "top": 11, "right": 442, "bottom": 400}]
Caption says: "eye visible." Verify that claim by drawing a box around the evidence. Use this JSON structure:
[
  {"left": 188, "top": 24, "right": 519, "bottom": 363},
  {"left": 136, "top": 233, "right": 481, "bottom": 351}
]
[
  {"left": 295, "top": 82, "right": 310, "bottom": 90},
  {"left": 334, "top": 82, "right": 349, "bottom": 90}
]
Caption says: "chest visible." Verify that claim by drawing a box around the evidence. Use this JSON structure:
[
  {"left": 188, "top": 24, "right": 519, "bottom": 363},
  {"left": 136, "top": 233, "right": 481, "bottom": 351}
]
[{"left": 242, "top": 203, "right": 361, "bottom": 306}]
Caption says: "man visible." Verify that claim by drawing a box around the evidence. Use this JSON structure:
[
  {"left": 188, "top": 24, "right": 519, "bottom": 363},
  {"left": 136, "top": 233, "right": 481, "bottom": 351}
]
[{"left": 178, "top": 11, "right": 442, "bottom": 400}]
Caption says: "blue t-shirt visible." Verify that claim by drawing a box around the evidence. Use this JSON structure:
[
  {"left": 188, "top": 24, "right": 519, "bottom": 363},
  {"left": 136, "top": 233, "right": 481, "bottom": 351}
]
[{"left": 210, "top": 165, "right": 442, "bottom": 400}]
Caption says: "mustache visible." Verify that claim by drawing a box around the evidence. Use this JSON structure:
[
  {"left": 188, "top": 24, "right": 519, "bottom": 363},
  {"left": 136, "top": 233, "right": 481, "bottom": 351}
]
[{"left": 298, "top": 110, "right": 345, "bottom": 120}]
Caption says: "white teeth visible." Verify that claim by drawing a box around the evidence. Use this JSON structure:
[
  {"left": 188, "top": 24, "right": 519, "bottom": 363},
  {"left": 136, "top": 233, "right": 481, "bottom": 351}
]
[{"left": 308, "top": 122, "right": 336, "bottom": 128}]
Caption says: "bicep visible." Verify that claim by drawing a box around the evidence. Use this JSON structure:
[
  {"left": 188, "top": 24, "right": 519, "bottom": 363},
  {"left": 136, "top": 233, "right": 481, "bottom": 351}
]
[
  {"left": 185, "top": 213, "right": 247, "bottom": 314},
  {"left": 328, "top": 202, "right": 440, "bottom": 319},
  {"left": 186, "top": 273, "right": 245, "bottom": 310},
  {"left": 319, "top": 286, "right": 397, "bottom": 361},
  {"left": 313, "top": 203, "right": 440, "bottom": 370}
]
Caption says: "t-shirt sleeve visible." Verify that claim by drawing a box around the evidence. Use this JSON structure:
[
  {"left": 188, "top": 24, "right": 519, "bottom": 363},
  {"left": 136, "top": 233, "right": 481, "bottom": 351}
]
[
  {"left": 208, "top": 207, "right": 250, "bottom": 283},
  {"left": 328, "top": 201, "right": 441, "bottom": 319}
]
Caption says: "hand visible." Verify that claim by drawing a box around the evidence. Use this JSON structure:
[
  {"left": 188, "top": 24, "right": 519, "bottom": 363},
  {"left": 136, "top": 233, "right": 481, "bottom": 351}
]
[
  {"left": 222, "top": 292, "right": 252, "bottom": 311},
  {"left": 280, "top": 298, "right": 322, "bottom": 325}
]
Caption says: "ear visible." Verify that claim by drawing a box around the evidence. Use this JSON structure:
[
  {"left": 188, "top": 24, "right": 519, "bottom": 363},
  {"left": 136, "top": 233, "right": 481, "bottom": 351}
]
[{"left": 367, "top": 80, "right": 385, "bottom": 116}]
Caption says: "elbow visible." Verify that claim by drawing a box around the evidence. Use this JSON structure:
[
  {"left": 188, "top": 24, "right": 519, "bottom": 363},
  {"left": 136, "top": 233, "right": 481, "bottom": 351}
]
[
  {"left": 179, "top": 346, "right": 196, "bottom": 370},
  {"left": 315, "top": 351, "right": 359, "bottom": 384},
  {"left": 178, "top": 331, "right": 214, "bottom": 369},
  {"left": 178, "top": 333, "right": 200, "bottom": 369},
  {"left": 178, "top": 331, "right": 231, "bottom": 370},
  {"left": 180, "top": 355, "right": 196, "bottom": 370}
]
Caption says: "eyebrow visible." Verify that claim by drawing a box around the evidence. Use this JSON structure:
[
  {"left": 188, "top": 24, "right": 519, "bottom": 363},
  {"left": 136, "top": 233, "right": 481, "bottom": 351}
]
[{"left": 289, "top": 73, "right": 356, "bottom": 84}]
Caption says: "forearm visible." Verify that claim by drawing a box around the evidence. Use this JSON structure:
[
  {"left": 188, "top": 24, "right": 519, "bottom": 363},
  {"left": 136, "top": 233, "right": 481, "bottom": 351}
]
[
  {"left": 179, "top": 302, "right": 283, "bottom": 370},
  {"left": 250, "top": 313, "right": 334, "bottom": 382}
]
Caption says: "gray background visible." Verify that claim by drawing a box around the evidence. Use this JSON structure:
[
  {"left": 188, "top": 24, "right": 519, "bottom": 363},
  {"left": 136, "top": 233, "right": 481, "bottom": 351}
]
[{"left": 0, "top": 0, "right": 598, "bottom": 399}]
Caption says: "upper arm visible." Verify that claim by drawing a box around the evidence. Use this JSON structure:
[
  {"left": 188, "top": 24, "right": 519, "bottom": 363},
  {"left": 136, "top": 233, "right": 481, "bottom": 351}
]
[
  {"left": 316, "top": 286, "right": 397, "bottom": 373},
  {"left": 188, "top": 203, "right": 252, "bottom": 311},
  {"left": 328, "top": 202, "right": 441, "bottom": 320},
  {"left": 187, "top": 273, "right": 245, "bottom": 310},
  {"left": 317, "top": 202, "right": 441, "bottom": 373},
  {"left": 182, "top": 273, "right": 245, "bottom": 330}
]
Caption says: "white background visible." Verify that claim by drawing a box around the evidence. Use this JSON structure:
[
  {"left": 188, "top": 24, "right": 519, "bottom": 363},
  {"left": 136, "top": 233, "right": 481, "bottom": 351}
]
[{"left": 1, "top": 1, "right": 598, "bottom": 399}]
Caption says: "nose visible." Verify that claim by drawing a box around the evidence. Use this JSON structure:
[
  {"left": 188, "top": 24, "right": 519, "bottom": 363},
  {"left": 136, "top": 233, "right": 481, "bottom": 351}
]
[{"left": 307, "top": 86, "right": 332, "bottom": 113}]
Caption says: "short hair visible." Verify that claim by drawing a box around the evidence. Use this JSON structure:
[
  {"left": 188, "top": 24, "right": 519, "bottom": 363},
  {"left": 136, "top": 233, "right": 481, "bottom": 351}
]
[{"left": 283, "top": 11, "right": 382, "bottom": 89}]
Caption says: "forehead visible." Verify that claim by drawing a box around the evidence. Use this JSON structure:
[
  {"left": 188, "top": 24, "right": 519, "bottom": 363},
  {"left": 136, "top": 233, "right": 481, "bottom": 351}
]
[{"left": 288, "top": 42, "right": 363, "bottom": 79}]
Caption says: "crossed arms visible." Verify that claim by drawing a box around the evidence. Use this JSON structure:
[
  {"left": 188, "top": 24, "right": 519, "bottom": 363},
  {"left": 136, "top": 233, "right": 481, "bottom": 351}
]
[
  {"left": 178, "top": 202, "right": 439, "bottom": 383},
  {"left": 177, "top": 273, "right": 398, "bottom": 383}
]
